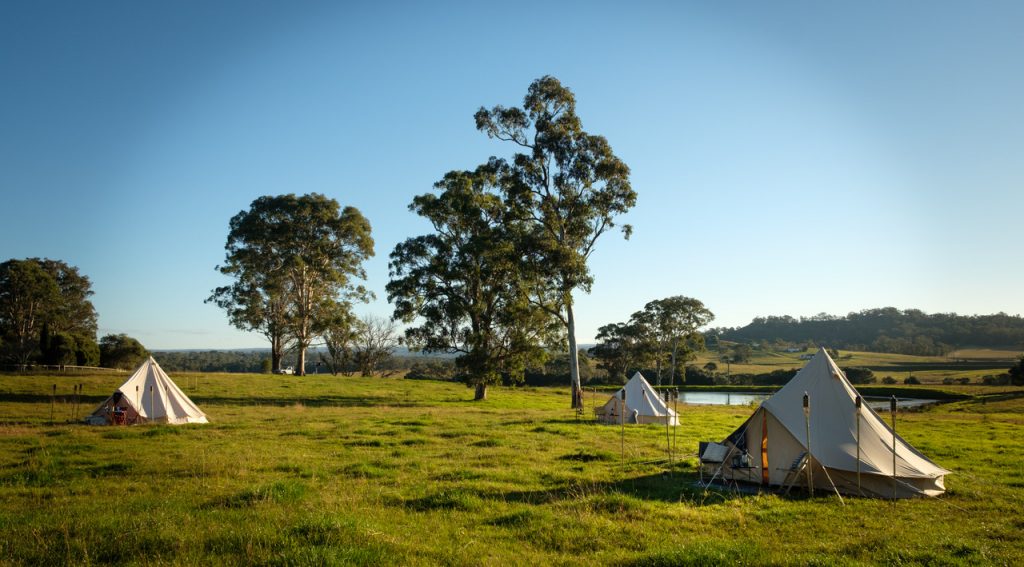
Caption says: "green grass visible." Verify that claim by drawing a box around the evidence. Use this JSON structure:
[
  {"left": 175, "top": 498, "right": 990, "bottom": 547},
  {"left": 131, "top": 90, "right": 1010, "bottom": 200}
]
[{"left": 0, "top": 372, "right": 1022, "bottom": 565}]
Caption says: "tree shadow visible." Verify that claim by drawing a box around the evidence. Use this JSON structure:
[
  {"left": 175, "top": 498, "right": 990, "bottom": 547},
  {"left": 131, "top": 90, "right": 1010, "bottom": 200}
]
[
  {"left": 484, "top": 471, "right": 771, "bottom": 508},
  {"left": 0, "top": 392, "right": 425, "bottom": 409}
]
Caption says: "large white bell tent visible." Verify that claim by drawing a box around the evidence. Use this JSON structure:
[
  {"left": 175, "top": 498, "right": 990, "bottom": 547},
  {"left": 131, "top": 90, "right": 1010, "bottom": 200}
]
[
  {"left": 86, "top": 357, "right": 208, "bottom": 425},
  {"left": 699, "top": 348, "right": 947, "bottom": 498},
  {"left": 596, "top": 371, "right": 678, "bottom": 425}
]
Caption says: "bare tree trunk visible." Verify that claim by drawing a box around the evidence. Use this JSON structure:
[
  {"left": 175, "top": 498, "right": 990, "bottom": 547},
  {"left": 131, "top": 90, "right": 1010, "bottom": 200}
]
[
  {"left": 271, "top": 335, "right": 283, "bottom": 373},
  {"left": 474, "top": 383, "right": 488, "bottom": 400},
  {"left": 567, "top": 301, "right": 582, "bottom": 409},
  {"left": 669, "top": 343, "right": 677, "bottom": 386},
  {"left": 296, "top": 346, "right": 306, "bottom": 376}
]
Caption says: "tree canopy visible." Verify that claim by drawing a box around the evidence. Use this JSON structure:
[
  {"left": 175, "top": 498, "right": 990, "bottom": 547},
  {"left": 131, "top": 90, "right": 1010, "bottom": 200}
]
[
  {"left": 388, "top": 164, "right": 558, "bottom": 400},
  {"left": 633, "top": 296, "right": 714, "bottom": 385},
  {"left": 99, "top": 333, "right": 148, "bottom": 369},
  {"left": 475, "top": 76, "right": 636, "bottom": 407},
  {"left": 590, "top": 296, "right": 713, "bottom": 385},
  {"left": 210, "top": 193, "right": 374, "bottom": 374},
  {"left": 0, "top": 258, "right": 99, "bottom": 365}
]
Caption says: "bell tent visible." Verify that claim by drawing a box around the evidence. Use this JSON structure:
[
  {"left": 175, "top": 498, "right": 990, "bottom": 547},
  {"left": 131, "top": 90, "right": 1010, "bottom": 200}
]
[
  {"left": 699, "top": 348, "right": 947, "bottom": 498},
  {"left": 596, "top": 371, "right": 678, "bottom": 425},
  {"left": 87, "top": 357, "right": 208, "bottom": 425}
]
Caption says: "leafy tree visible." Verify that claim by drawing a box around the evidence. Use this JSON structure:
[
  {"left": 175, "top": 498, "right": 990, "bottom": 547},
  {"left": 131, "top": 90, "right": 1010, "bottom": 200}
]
[
  {"left": 475, "top": 76, "right": 636, "bottom": 408},
  {"left": 388, "top": 165, "right": 557, "bottom": 400},
  {"left": 210, "top": 194, "right": 374, "bottom": 375},
  {"left": 99, "top": 333, "right": 148, "bottom": 369},
  {"left": 632, "top": 296, "right": 714, "bottom": 386},
  {"left": 36, "top": 259, "right": 98, "bottom": 337},
  {"left": 0, "top": 259, "right": 61, "bottom": 364},
  {"left": 590, "top": 321, "right": 649, "bottom": 383},
  {"left": 730, "top": 343, "right": 754, "bottom": 364},
  {"left": 40, "top": 328, "right": 78, "bottom": 365},
  {"left": 208, "top": 272, "right": 291, "bottom": 374},
  {"left": 841, "top": 366, "right": 876, "bottom": 384},
  {"left": 1009, "top": 355, "right": 1024, "bottom": 386},
  {"left": 352, "top": 315, "right": 399, "bottom": 377},
  {"left": 320, "top": 308, "right": 358, "bottom": 376}
]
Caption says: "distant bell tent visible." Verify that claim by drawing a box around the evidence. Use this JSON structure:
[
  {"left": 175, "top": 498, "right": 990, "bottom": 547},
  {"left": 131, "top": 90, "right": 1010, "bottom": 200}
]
[
  {"left": 595, "top": 372, "right": 679, "bottom": 425},
  {"left": 699, "top": 348, "right": 948, "bottom": 499},
  {"left": 86, "top": 357, "right": 208, "bottom": 425}
]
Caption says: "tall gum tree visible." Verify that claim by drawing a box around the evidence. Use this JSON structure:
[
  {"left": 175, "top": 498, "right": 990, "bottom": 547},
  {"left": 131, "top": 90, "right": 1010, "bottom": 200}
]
[
  {"left": 475, "top": 76, "right": 636, "bottom": 408},
  {"left": 210, "top": 193, "right": 374, "bottom": 374},
  {"left": 388, "top": 164, "right": 557, "bottom": 400}
]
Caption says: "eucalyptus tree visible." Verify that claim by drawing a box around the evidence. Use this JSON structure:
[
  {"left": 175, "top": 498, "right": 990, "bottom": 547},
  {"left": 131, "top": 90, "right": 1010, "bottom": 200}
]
[
  {"left": 210, "top": 193, "right": 374, "bottom": 375},
  {"left": 590, "top": 320, "right": 649, "bottom": 383},
  {"left": 475, "top": 76, "right": 636, "bottom": 408},
  {"left": 388, "top": 164, "right": 557, "bottom": 400},
  {"left": 633, "top": 296, "right": 714, "bottom": 385},
  {"left": 209, "top": 231, "right": 292, "bottom": 373}
]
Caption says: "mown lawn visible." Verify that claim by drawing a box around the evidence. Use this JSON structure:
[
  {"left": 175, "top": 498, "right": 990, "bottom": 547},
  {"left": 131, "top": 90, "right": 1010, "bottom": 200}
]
[{"left": 0, "top": 372, "right": 1021, "bottom": 565}]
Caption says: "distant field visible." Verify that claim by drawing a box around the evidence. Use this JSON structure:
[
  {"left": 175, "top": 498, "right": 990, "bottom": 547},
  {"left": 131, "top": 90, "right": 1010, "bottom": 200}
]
[
  {"left": 947, "top": 348, "right": 1022, "bottom": 360},
  {"left": 1, "top": 371, "right": 1022, "bottom": 565},
  {"left": 692, "top": 348, "right": 1020, "bottom": 385}
]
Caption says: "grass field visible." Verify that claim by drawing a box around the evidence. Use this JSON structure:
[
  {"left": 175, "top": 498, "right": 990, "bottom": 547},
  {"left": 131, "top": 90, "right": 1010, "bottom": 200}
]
[{"left": 1, "top": 372, "right": 1022, "bottom": 565}]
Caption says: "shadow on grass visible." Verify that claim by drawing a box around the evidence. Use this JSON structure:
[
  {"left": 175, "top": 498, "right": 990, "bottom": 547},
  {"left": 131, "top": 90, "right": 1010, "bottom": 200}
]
[
  {"left": 483, "top": 472, "right": 770, "bottom": 508},
  {"left": 0, "top": 392, "right": 429, "bottom": 408}
]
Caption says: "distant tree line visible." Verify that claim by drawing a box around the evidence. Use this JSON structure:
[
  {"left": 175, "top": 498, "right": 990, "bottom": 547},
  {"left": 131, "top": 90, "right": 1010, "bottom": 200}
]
[{"left": 714, "top": 308, "right": 1024, "bottom": 355}]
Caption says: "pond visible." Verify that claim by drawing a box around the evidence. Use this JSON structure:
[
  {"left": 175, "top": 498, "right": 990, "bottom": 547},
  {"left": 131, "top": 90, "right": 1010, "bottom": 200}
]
[{"left": 676, "top": 391, "right": 937, "bottom": 410}]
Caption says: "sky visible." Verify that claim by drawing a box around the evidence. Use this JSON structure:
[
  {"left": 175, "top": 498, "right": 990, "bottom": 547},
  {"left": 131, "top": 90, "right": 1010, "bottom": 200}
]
[{"left": 1, "top": 1, "right": 1022, "bottom": 350}]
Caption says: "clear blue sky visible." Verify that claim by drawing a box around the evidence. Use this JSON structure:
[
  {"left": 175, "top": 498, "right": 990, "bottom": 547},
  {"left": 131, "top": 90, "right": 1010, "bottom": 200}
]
[{"left": 2, "top": 1, "right": 1021, "bottom": 350}]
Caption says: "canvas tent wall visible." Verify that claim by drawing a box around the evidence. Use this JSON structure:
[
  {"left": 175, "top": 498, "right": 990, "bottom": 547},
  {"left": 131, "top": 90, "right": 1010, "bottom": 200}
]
[
  {"left": 701, "top": 348, "right": 947, "bottom": 498},
  {"left": 596, "top": 372, "right": 678, "bottom": 425},
  {"left": 87, "top": 357, "right": 208, "bottom": 425}
]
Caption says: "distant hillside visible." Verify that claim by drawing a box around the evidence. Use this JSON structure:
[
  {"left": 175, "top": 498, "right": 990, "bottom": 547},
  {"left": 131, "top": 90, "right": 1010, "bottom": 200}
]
[{"left": 716, "top": 308, "right": 1024, "bottom": 356}]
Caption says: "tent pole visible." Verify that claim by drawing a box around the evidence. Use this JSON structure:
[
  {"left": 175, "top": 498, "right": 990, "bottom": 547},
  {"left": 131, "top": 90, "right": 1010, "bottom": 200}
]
[
  {"left": 620, "top": 388, "right": 626, "bottom": 471},
  {"left": 891, "top": 395, "right": 898, "bottom": 502},
  {"left": 819, "top": 464, "right": 846, "bottom": 505},
  {"left": 664, "top": 389, "right": 671, "bottom": 473},
  {"left": 149, "top": 385, "right": 154, "bottom": 425},
  {"left": 803, "top": 392, "right": 814, "bottom": 497},
  {"left": 855, "top": 396, "right": 863, "bottom": 495},
  {"left": 672, "top": 389, "right": 679, "bottom": 464}
]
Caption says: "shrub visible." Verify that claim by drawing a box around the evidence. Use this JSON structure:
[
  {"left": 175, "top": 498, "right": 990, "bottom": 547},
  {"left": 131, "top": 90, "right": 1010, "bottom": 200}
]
[
  {"left": 405, "top": 361, "right": 455, "bottom": 381},
  {"left": 982, "top": 373, "right": 1011, "bottom": 386},
  {"left": 842, "top": 366, "right": 875, "bottom": 384},
  {"left": 882, "top": 376, "right": 897, "bottom": 385},
  {"left": 904, "top": 376, "right": 921, "bottom": 385}
]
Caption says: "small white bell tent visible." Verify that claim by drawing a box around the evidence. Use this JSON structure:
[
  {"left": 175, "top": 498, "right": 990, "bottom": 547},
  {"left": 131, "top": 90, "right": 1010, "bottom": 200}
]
[
  {"left": 86, "top": 357, "right": 208, "bottom": 425},
  {"left": 699, "top": 348, "right": 947, "bottom": 498},
  {"left": 596, "top": 372, "right": 678, "bottom": 425}
]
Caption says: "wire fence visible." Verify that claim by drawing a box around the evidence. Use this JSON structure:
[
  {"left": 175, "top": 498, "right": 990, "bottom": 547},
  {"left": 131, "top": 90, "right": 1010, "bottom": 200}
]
[{"left": 0, "top": 364, "right": 127, "bottom": 374}]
